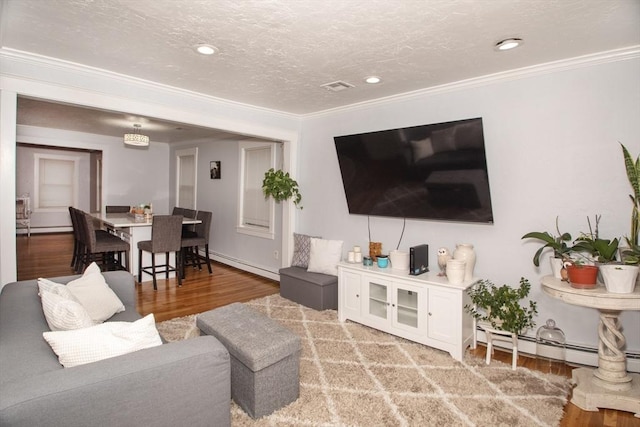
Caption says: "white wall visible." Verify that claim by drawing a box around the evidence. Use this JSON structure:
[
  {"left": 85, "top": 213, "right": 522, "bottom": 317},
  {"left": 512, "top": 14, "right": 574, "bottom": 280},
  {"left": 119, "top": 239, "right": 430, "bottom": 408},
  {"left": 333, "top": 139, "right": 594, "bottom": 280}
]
[
  {"left": 169, "top": 139, "right": 284, "bottom": 276},
  {"left": 17, "top": 125, "right": 171, "bottom": 214},
  {"left": 0, "top": 50, "right": 300, "bottom": 286},
  {"left": 16, "top": 143, "right": 91, "bottom": 230},
  {"left": 297, "top": 57, "right": 640, "bottom": 355}
]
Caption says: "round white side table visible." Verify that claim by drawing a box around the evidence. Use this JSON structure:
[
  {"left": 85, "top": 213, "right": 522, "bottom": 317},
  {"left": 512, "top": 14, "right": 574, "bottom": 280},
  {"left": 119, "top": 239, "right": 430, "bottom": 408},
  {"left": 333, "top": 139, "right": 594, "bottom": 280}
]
[{"left": 541, "top": 276, "right": 640, "bottom": 418}]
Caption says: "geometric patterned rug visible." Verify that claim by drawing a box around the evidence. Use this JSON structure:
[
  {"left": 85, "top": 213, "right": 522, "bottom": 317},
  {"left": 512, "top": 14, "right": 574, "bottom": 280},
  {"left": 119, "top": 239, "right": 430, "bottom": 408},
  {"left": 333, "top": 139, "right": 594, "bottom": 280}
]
[{"left": 156, "top": 294, "right": 572, "bottom": 427}]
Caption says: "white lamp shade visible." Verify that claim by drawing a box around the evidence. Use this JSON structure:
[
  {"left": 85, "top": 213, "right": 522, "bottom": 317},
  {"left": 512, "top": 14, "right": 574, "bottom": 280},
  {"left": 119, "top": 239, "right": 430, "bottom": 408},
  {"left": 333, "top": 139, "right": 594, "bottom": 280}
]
[{"left": 123, "top": 133, "right": 150, "bottom": 147}]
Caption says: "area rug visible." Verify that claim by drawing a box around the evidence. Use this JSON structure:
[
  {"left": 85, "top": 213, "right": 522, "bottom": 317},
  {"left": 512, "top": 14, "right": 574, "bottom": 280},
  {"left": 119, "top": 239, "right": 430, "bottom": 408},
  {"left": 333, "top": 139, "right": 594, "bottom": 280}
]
[{"left": 157, "top": 295, "right": 572, "bottom": 427}]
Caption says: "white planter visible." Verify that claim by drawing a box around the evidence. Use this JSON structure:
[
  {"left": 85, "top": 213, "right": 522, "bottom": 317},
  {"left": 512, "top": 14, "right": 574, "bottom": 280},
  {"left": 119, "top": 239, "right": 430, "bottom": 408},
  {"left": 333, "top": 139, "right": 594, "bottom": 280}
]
[
  {"left": 599, "top": 264, "right": 639, "bottom": 294},
  {"left": 389, "top": 250, "right": 410, "bottom": 271},
  {"left": 550, "top": 257, "right": 564, "bottom": 279}
]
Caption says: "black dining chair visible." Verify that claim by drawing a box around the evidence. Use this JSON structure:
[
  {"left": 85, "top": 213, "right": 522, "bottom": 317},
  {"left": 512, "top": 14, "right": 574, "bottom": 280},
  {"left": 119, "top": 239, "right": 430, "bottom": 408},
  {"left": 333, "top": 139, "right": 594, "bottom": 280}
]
[
  {"left": 180, "top": 210, "right": 213, "bottom": 277},
  {"left": 77, "top": 211, "right": 129, "bottom": 272},
  {"left": 137, "top": 215, "right": 183, "bottom": 290}
]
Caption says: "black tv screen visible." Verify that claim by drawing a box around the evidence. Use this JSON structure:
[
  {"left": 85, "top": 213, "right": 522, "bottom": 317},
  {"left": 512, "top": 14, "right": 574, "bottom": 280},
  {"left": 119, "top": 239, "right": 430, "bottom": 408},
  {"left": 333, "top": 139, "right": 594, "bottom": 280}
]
[{"left": 333, "top": 117, "right": 493, "bottom": 223}]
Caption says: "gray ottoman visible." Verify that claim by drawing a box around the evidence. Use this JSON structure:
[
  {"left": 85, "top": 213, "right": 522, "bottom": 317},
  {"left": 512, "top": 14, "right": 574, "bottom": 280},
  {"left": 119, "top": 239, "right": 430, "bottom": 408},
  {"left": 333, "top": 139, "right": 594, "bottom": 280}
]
[
  {"left": 196, "top": 303, "right": 301, "bottom": 419},
  {"left": 279, "top": 266, "right": 338, "bottom": 310}
]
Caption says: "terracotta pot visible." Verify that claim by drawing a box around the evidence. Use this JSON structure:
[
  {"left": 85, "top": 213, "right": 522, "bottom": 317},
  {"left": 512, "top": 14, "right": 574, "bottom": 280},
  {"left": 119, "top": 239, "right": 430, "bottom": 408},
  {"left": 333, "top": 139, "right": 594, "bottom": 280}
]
[{"left": 566, "top": 264, "right": 599, "bottom": 289}]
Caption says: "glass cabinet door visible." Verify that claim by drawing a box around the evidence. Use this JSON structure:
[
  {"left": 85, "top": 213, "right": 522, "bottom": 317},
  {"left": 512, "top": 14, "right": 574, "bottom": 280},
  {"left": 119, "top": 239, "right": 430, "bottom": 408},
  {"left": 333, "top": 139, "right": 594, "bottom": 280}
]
[
  {"left": 368, "top": 282, "right": 388, "bottom": 319},
  {"left": 395, "top": 288, "right": 419, "bottom": 328}
]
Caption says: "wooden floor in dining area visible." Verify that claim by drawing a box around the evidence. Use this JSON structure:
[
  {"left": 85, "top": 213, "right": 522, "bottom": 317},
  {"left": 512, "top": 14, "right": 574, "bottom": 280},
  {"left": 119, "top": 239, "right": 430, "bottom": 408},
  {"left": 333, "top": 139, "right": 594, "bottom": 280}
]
[
  {"left": 16, "top": 232, "right": 279, "bottom": 322},
  {"left": 15, "top": 233, "right": 639, "bottom": 427}
]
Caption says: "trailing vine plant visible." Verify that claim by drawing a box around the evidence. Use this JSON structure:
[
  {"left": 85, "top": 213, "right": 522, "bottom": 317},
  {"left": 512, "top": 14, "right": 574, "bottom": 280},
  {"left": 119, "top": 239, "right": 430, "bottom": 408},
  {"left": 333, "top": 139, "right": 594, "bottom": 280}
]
[{"left": 262, "top": 168, "right": 302, "bottom": 208}]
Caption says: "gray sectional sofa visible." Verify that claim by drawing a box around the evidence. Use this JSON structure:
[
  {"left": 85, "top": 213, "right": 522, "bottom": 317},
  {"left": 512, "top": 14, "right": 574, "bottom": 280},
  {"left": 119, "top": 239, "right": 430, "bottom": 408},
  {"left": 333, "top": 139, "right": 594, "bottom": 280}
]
[{"left": 0, "top": 271, "right": 231, "bottom": 427}]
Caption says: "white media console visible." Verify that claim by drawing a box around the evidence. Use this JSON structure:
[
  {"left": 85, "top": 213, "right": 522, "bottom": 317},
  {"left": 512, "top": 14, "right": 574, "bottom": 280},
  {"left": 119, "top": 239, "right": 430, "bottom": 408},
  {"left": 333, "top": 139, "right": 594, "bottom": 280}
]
[{"left": 337, "top": 261, "right": 476, "bottom": 361}]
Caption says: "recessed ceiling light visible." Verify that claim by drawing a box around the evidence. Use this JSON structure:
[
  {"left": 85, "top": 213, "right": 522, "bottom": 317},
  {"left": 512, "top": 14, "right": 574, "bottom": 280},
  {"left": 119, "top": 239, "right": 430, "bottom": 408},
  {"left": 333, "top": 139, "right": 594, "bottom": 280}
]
[
  {"left": 365, "top": 76, "right": 381, "bottom": 84},
  {"left": 495, "top": 38, "right": 523, "bottom": 51},
  {"left": 195, "top": 44, "right": 218, "bottom": 55}
]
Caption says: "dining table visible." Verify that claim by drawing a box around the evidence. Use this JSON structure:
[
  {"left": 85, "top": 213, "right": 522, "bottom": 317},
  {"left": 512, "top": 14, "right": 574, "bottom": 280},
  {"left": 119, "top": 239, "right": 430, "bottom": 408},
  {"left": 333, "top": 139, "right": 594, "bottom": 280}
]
[{"left": 90, "top": 212, "right": 201, "bottom": 279}]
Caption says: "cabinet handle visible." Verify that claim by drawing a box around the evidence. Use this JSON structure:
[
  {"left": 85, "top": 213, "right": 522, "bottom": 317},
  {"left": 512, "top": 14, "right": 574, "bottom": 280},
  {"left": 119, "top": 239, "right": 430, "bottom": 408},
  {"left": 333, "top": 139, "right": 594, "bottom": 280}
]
[
  {"left": 428, "top": 312, "right": 432, "bottom": 316},
  {"left": 356, "top": 294, "right": 359, "bottom": 298}
]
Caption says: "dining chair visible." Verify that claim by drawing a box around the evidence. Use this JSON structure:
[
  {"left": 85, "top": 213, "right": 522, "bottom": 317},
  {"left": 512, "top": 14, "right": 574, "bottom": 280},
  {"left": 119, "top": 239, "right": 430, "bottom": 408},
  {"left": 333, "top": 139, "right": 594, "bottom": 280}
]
[
  {"left": 78, "top": 211, "right": 129, "bottom": 272},
  {"left": 173, "top": 206, "right": 197, "bottom": 237},
  {"left": 137, "top": 215, "right": 183, "bottom": 290},
  {"left": 181, "top": 210, "right": 213, "bottom": 276}
]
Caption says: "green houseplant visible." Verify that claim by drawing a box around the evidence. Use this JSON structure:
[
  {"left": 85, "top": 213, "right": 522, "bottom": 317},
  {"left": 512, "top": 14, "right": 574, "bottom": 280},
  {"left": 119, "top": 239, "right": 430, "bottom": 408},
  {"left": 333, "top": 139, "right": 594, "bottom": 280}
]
[
  {"left": 522, "top": 217, "right": 572, "bottom": 279},
  {"left": 521, "top": 217, "right": 573, "bottom": 266},
  {"left": 262, "top": 168, "right": 302, "bottom": 208},
  {"left": 464, "top": 278, "right": 538, "bottom": 335},
  {"left": 572, "top": 215, "right": 619, "bottom": 263},
  {"left": 621, "top": 142, "right": 640, "bottom": 247}
]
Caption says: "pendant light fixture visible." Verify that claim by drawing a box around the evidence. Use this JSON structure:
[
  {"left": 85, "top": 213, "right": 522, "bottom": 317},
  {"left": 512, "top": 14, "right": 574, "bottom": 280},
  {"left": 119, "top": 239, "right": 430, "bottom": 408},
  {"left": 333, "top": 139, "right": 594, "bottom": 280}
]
[{"left": 123, "top": 124, "right": 150, "bottom": 147}]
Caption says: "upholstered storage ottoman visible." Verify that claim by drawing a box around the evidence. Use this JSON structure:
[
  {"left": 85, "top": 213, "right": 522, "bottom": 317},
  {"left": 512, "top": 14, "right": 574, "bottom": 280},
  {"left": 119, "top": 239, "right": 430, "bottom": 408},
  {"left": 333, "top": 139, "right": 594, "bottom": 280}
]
[
  {"left": 279, "top": 266, "right": 338, "bottom": 310},
  {"left": 196, "top": 303, "right": 301, "bottom": 419}
]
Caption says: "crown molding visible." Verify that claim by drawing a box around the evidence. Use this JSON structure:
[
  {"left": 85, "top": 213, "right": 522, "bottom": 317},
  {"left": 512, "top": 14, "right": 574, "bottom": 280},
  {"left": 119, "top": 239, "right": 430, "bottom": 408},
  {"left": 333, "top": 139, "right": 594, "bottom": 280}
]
[
  {"left": 0, "top": 48, "right": 299, "bottom": 120},
  {"left": 304, "top": 46, "right": 640, "bottom": 118},
  {"left": 2, "top": 46, "right": 639, "bottom": 120}
]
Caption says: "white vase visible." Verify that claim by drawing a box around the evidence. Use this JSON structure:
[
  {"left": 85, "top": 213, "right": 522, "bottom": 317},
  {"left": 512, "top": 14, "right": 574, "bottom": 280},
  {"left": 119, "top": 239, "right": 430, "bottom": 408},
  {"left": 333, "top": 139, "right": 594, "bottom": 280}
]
[
  {"left": 550, "top": 257, "right": 564, "bottom": 279},
  {"left": 453, "top": 243, "right": 476, "bottom": 281},
  {"left": 600, "top": 264, "right": 639, "bottom": 294}
]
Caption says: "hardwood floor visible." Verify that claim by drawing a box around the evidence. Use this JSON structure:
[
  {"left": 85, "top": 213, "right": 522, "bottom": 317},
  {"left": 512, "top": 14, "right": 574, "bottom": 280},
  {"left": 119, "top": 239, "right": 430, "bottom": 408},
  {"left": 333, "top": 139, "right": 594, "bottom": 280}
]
[
  {"left": 16, "top": 233, "right": 279, "bottom": 322},
  {"left": 15, "top": 233, "right": 640, "bottom": 427}
]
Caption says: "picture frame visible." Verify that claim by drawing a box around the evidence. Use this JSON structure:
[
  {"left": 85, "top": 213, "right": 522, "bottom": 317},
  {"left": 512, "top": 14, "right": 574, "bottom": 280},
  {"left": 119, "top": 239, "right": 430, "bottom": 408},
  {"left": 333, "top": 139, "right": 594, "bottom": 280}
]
[{"left": 210, "top": 161, "right": 221, "bottom": 179}]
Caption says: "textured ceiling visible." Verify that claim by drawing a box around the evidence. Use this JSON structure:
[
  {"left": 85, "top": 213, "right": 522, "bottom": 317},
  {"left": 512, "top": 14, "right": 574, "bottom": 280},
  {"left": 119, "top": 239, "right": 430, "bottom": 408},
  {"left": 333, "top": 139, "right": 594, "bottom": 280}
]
[{"left": 2, "top": 0, "right": 639, "bottom": 139}]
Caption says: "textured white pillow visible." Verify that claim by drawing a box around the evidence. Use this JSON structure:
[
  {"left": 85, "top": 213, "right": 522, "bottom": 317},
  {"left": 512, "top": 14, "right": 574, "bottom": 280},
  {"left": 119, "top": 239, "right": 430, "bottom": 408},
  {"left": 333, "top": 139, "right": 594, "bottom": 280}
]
[
  {"left": 38, "top": 278, "right": 76, "bottom": 300},
  {"left": 66, "top": 262, "right": 125, "bottom": 323},
  {"left": 40, "top": 291, "right": 95, "bottom": 331},
  {"left": 307, "top": 238, "right": 343, "bottom": 276},
  {"left": 43, "top": 314, "right": 162, "bottom": 368}
]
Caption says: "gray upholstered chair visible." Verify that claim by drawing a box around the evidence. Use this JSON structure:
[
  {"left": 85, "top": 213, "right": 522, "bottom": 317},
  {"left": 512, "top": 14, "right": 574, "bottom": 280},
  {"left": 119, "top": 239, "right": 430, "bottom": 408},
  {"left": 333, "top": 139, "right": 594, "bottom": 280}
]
[
  {"left": 180, "top": 210, "right": 213, "bottom": 276},
  {"left": 137, "top": 215, "right": 183, "bottom": 290},
  {"left": 173, "top": 206, "right": 197, "bottom": 237},
  {"left": 105, "top": 205, "right": 131, "bottom": 213},
  {"left": 77, "top": 211, "right": 129, "bottom": 272}
]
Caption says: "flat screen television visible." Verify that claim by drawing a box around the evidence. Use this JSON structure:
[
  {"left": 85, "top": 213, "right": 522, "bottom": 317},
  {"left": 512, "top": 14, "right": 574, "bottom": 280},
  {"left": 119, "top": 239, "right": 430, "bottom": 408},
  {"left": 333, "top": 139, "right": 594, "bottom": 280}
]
[{"left": 333, "top": 117, "right": 493, "bottom": 223}]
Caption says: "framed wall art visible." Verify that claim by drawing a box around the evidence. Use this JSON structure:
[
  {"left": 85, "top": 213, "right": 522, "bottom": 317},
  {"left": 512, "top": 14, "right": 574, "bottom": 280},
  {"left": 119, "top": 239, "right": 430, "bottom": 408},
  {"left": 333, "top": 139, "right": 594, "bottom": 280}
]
[{"left": 210, "top": 161, "right": 221, "bottom": 179}]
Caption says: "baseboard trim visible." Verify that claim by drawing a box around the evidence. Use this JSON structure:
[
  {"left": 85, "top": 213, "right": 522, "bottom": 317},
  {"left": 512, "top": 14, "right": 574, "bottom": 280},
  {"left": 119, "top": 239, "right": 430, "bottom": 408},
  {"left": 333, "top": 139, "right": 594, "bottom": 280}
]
[
  {"left": 210, "top": 252, "right": 280, "bottom": 282},
  {"left": 475, "top": 329, "right": 640, "bottom": 373}
]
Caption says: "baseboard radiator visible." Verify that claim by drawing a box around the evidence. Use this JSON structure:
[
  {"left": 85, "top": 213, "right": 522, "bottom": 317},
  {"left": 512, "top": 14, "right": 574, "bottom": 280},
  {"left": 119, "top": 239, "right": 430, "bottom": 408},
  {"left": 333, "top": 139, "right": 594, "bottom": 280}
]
[
  {"left": 210, "top": 251, "right": 279, "bottom": 281},
  {"left": 476, "top": 327, "right": 640, "bottom": 373}
]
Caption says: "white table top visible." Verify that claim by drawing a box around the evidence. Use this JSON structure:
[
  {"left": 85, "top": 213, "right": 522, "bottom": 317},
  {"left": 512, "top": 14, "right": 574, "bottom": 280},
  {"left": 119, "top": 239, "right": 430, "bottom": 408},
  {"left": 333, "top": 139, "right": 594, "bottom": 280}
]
[
  {"left": 541, "top": 275, "right": 640, "bottom": 311},
  {"left": 91, "top": 213, "right": 200, "bottom": 228}
]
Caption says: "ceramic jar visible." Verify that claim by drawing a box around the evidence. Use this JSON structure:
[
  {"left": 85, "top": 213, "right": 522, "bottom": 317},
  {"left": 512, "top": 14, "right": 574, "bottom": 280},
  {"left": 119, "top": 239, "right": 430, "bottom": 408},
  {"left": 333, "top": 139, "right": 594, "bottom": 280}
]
[{"left": 453, "top": 243, "right": 476, "bottom": 281}]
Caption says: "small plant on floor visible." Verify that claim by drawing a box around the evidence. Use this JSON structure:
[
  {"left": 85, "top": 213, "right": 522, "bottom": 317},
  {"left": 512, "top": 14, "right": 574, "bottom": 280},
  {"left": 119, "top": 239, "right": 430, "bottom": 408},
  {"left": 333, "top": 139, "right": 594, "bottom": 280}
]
[
  {"left": 262, "top": 168, "right": 302, "bottom": 208},
  {"left": 464, "top": 278, "right": 538, "bottom": 335}
]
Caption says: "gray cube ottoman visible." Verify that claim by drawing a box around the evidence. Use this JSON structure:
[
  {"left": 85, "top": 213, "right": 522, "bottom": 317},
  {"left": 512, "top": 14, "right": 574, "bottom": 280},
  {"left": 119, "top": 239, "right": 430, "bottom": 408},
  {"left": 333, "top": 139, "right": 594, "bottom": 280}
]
[
  {"left": 196, "top": 303, "right": 301, "bottom": 419},
  {"left": 279, "top": 266, "right": 338, "bottom": 310}
]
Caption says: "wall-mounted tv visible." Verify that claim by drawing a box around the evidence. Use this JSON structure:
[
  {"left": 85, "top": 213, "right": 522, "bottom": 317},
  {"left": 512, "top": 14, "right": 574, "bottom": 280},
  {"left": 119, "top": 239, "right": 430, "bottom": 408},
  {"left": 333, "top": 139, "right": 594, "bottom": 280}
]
[{"left": 333, "top": 117, "right": 493, "bottom": 223}]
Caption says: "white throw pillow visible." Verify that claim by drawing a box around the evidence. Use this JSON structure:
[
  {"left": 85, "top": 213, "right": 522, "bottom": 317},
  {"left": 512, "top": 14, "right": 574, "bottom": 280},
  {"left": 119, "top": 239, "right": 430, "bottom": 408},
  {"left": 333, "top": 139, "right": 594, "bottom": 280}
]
[
  {"left": 66, "top": 262, "right": 125, "bottom": 323},
  {"left": 307, "top": 238, "right": 343, "bottom": 276},
  {"left": 38, "top": 278, "right": 77, "bottom": 301},
  {"left": 40, "top": 291, "right": 95, "bottom": 331},
  {"left": 43, "top": 313, "right": 162, "bottom": 368}
]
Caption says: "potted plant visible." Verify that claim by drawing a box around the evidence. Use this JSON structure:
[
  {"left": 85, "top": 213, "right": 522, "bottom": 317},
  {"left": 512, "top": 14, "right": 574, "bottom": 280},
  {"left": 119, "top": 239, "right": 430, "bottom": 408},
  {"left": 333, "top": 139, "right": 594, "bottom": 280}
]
[
  {"left": 521, "top": 217, "right": 572, "bottom": 279},
  {"left": 602, "top": 244, "right": 640, "bottom": 294},
  {"left": 464, "top": 278, "right": 538, "bottom": 336},
  {"left": 262, "top": 168, "right": 302, "bottom": 208},
  {"left": 562, "top": 215, "right": 610, "bottom": 289}
]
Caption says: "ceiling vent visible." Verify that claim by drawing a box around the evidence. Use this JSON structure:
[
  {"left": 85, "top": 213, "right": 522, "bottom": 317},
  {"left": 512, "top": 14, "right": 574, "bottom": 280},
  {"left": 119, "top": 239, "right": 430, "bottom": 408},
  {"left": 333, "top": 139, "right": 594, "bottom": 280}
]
[{"left": 321, "top": 80, "right": 355, "bottom": 92}]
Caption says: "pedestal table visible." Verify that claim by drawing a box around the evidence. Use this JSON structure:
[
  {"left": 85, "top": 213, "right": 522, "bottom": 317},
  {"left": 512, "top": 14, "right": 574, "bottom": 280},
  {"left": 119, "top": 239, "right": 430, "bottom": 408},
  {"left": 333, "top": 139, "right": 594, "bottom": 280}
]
[{"left": 541, "top": 276, "right": 640, "bottom": 417}]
